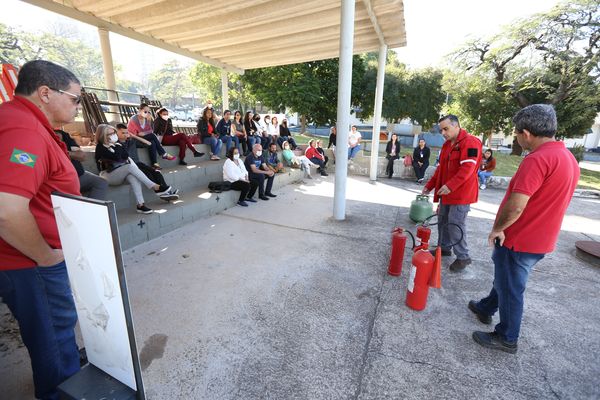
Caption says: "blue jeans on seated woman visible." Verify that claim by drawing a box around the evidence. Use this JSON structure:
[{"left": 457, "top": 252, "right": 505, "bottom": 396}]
[
  {"left": 0, "top": 260, "right": 80, "bottom": 400},
  {"left": 474, "top": 245, "right": 544, "bottom": 343},
  {"left": 478, "top": 170, "right": 493, "bottom": 185},
  {"left": 203, "top": 135, "right": 223, "bottom": 156}
]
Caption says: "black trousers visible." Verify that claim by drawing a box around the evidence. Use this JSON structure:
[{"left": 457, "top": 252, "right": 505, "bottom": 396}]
[
  {"left": 248, "top": 172, "right": 274, "bottom": 197},
  {"left": 230, "top": 180, "right": 256, "bottom": 202},
  {"left": 413, "top": 161, "right": 429, "bottom": 180},
  {"left": 136, "top": 161, "right": 168, "bottom": 188},
  {"left": 386, "top": 155, "right": 399, "bottom": 177}
]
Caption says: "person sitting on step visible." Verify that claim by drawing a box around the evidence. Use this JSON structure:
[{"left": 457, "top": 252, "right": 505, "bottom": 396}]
[
  {"left": 223, "top": 147, "right": 257, "bottom": 207},
  {"left": 116, "top": 124, "right": 179, "bottom": 201},
  {"left": 385, "top": 133, "right": 400, "bottom": 179},
  {"left": 197, "top": 107, "right": 223, "bottom": 160},
  {"left": 348, "top": 125, "right": 362, "bottom": 160},
  {"left": 277, "top": 118, "right": 298, "bottom": 150},
  {"left": 95, "top": 124, "right": 174, "bottom": 214},
  {"left": 127, "top": 103, "right": 175, "bottom": 170},
  {"left": 266, "top": 142, "right": 285, "bottom": 174},
  {"left": 215, "top": 109, "right": 240, "bottom": 153},
  {"left": 305, "top": 139, "right": 328, "bottom": 176},
  {"left": 153, "top": 107, "right": 204, "bottom": 165},
  {"left": 412, "top": 137, "right": 430, "bottom": 183},
  {"left": 316, "top": 139, "right": 329, "bottom": 168},
  {"left": 281, "top": 140, "right": 315, "bottom": 179},
  {"left": 244, "top": 144, "right": 276, "bottom": 201},
  {"left": 478, "top": 149, "right": 496, "bottom": 190}
]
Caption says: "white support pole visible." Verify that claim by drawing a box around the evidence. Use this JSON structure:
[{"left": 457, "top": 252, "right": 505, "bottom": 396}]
[
  {"left": 369, "top": 43, "right": 387, "bottom": 182},
  {"left": 98, "top": 28, "right": 118, "bottom": 104},
  {"left": 221, "top": 70, "right": 229, "bottom": 112},
  {"left": 333, "top": 0, "right": 356, "bottom": 220}
]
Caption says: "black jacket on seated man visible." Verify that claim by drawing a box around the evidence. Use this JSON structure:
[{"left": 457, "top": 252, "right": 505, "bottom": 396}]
[{"left": 55, "top": 129, "right": 108, "bottom": 200}]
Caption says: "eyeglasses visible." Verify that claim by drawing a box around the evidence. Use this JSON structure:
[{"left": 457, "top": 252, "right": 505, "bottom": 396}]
[{"left": 48, "top": 87, "right": 81, "bottom": 105}]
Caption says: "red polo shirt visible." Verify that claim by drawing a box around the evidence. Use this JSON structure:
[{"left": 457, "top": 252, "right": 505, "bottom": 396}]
[
  {"left": 500, "top": 141, "right": 579, "bottom": 254},
  {"left": 0, "top": 96, "right": 80, "bottom": 270}
]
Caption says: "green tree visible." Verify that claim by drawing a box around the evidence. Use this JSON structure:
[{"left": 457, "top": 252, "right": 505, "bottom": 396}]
[
  {"left": 454, "top": 0, "right": 600, "bottom": 144},
  {"left": 189, "top": 62, "right": 246, "bottom": 111},
  {"left": 148, "top": 60, "right": 195, "bottom": 108}
]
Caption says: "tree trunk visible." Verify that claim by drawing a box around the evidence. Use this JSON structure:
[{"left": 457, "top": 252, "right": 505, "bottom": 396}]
[
  {"left": 510, "top": 137, "right": 523, "bottom": 156},
  {"left": 300, "top": 115, "right": 307, "bottom": 134}
]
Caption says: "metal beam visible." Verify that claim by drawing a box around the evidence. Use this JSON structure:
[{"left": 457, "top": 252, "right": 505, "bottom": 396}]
[
  {"left": 362, "top": 0, "right": 386, "bottom": 46},
  {"left": 20, "top": 0, "right": 244, "bottom": 74}
]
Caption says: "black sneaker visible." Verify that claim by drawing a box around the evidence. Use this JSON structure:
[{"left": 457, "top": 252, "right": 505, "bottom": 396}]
[
  {"left": 265, "top": 192, "right": 277, "bottom": 198},
  {"left": 449, "top": 257, "right": 472, "bottom": 272},
  {"left": 155, "top": 185, "right": 172, "bottom": 196},
  {"left": 468, "top": 300, "right": 492, "bottom": 324},
  {"left": 136, "top": 205, "right": 153, "bottom": 214},
  {"left": 259, "top": 195, "right": 270, "bottom": 201},
  {"left": 179, "top": 160, "right": 188, "bottom": 166},
  {"left": 472, "top": 331, "right": 518, "bottom": 354},
  {"left": 430, "top": 248, "right": 452, "bottom": 257},
  {"left": 159, "top": 193, "right": 179, "bottom": 201},
  {"left": 320, "top": 171, "right": 329, "bottom": 176},
  {"left": 237, "top": 200, "right": 248, "bottom": 207},
  {"left": 245, "top": 197, "right": 257, "bottom": 203},
  {"left": 194, "top": 152, "right": 205, "bottom": 158}
]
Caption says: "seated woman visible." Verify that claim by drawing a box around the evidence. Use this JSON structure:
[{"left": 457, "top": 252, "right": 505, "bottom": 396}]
[
  {"left": 215, "top": 110, "right": 240, "bottom": 153},
  {"left": 385, "top": 133, "right": 400, "bottom": 179},
  {"left": 268, "top": 116, "right": 280, "bottom": 146},
  {"left": 478, "top": 149, "right": 496, "bottom": 190},
  {"left": 197, "top": 107, "right": 223, "bottom": 160},
  {"left": 316, "top": 140, "right": 329, "bottom": 167},
  {"left": 154, "top": 107, "right": 204, "bottom": 165},
  {"left": 127, "top": 103, "right": 175, "bottom": 170},
  {"left": 94, "top": 124, "right": 173, "bottom": 214},
  {"left": 253, "top": 113, "right": 272, "bottom": 150},
  {"left": 223, "top": 147, "right": 258, "bottom": 207},
  {"left": 243, "top": 111, "right": 261, "bottom": 156},
  {"left": 281, "top": 141, "right": 314, "bottom": 178},
  {"left": 277, "top": 119, "right": 297, "bottom": 150},
  {"left": 412, "top": 138, "right": 430, "bottom": 183},
  {"left": 232, "top": 110, "right": 247, "bottom": 154},
  {"left": 305, "top": 139, "right": 328, "bottom": 176}
]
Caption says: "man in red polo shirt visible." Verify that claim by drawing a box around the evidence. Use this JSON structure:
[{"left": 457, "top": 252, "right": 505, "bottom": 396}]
[
  {"left": 0, "top": 60, "right": 82, "bottom": 399},
  {"left": 469, "top": 104, "right": 579, "bottom": 354},
  {"left": 423, "top": 115, "right": 482, "bottom": 271}
]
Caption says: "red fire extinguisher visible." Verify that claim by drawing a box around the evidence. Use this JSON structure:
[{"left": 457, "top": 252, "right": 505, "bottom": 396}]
[
  {"left": 388, "top": 228, "right": 408, "bottom": 276},
  {"left": 405, "top": 225, "right": 441, "bottom": 311}
]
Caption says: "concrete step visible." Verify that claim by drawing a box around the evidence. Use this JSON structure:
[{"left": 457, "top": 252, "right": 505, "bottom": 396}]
[{"left": 115, "top": 168, "right": 305, "bottom": 249}]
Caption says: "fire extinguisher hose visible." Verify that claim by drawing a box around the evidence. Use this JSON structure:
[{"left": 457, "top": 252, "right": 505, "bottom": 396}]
[{"left": 419, "top": 214, "right": 465, "bottom": 248}]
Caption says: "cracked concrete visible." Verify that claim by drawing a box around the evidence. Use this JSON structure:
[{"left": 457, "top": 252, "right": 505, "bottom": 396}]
[{"left": 1, "top": 175, "right": 599, "bottom": 399}]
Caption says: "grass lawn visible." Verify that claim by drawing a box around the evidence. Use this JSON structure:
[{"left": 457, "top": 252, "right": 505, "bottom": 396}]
[{"left": 292, "top": 134, "right": 599, "bottom": 190}]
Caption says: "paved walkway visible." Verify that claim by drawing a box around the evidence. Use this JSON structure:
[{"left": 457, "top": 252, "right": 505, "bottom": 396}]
[{"left": 1, "top": 176, "right": 599, "bottom": 399}]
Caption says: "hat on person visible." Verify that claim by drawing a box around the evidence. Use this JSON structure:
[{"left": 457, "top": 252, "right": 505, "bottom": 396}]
[{"left": 156, "top": 107, "right": 168, "bottom": 115}]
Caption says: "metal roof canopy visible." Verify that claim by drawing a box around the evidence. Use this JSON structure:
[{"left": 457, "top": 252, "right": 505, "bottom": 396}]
[{"left": 21, "top": 0, "right": 406, "bottom": 74}]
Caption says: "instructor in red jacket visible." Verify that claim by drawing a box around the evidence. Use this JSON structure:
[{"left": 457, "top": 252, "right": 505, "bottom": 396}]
[{"left": 423, "top": 115, "right": 482, "bottom": 271}]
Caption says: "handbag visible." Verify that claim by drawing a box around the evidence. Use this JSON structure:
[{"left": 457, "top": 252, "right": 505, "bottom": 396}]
[
  {"left": 208, "top": 181, "right": 232, "bottom": 193},
  {"left": 403, "top": 154, "right": 413, "bottom": 166}
]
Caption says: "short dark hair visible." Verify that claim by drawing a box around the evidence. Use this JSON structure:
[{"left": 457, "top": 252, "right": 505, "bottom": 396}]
[
  {"left": 139, "top": 103, "right": 149, "bottom": 110},
  {"left": 512, "top": 104, "right": 557, "bottom": 138},
  {"left": 223, "top": 109, "right": 231, "bottom": 115},
  {"left": 116, "top": 123, "right": 127, "bottom": 130},
  {"left": 226, "top": 146, "right": 238, "bottom": 161},
  {"left": 438, "top": 114, "right": 460, "bottom": 126},
  {"left": 14, "top": 60, "right": 80, "bottom": 96}
]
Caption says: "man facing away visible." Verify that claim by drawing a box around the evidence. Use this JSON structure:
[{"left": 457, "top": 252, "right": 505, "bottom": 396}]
[
  {"left": 0, "top": 60, "right": 82, "bottom": 399},
  {"left": 423, "top": 114, "right": 482, "bottom": 272},
  {"left": 469, "top": 104, "right": 579, "bottom": 354}
]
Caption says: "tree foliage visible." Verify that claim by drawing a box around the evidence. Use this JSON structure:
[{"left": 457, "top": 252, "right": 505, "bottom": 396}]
[
  {"left": 360, "top": 52, "right": 445, "bottom": 128},
  {"left": 452, "top": 0, "right": 600, "bottom": 138},
  {"left": 148, "top": 60, "right": 195, "bottom": 108},
  {"left": 189, "top": 62, "right": 247, "bottom": 111}
]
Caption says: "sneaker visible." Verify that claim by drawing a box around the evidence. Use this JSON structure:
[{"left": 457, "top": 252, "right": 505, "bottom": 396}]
[
  {"left": 237, "top": 200, "right": 248, "bottom": 207},
  {"left": 480, "top": 184, "right": 486, "bottom": 190},
  {"left": 162, "top": 153, "right": 176, "bottom": 160},
  {"left": 154, "top": 186, "right": 172, "bottom": 196},
  {"left": 430, "top": 248, "right": 452, "bottom": 257},
  {"left": 193, "top": 152, "right": 205, "bottom": 158},
  {"left": 418, "top": 178, "right": 424, "bottom": 183},
  {"left": 210, "top": 155, "right": 220, "bottom": 161},
  {"left": 152, "top": 163, "right": 162, "bottom": 170},
  {"left": 136, "top": 204, "right": 153, "bottom": 214},
  {"left": 168, "top": 188, "right": 180, "bottom": 196},
  {"left": 472, "top": 331, "right": 518, "bottom": 354},
  {"left": 179, "top": 160, "right": 188, "bottom": 166},
  {"left": 159, "top": 193, "right": 179, "bottom": 201},
  {"left": 245, "top": 197, "right": 257, "bottom": 203},
  {"left": 449, "top": 257, "right": 472, "bottom": 272},
  {"left": 259, "top": 195, "right": 270, "bottom": 201},
  {"left": 468, "top": 300, "right": 492, "bottom": 325},
  {"left": 265, "top": 193, "right": 277, "bottom": 198},
  {"left": 320, "top": 171, "right": 329, "bottom": 176},
  {"left": 306, "top": 174, "right": 313, "bottom": 180}
]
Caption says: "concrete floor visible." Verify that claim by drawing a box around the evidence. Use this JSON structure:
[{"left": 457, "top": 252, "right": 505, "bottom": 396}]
[{"left": 1, "top": 175, "right": 599, "bottom": 399}]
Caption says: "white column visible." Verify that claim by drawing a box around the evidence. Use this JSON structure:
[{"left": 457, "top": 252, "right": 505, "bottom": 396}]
[
  {"left": 369, "top": 44, "right": 387, "bottom": 182},
  {"left": 221, "top": 70, "right": 229, "bottom": 112},
  {"left": 98, "top": 28, "right": 117, "bottom": 103},
  {"left": 333, "top": 0, "right": 356, "bottom": 220}
]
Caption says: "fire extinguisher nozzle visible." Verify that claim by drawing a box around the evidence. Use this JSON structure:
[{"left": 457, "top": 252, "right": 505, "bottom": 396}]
[{"left": 429, "top": 246, "right": 442, "bottom": 289}]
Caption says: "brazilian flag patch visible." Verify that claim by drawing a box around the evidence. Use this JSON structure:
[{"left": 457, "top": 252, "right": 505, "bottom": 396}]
[{"left": 10, "top": 148, "right": 38, "bottom": 168}]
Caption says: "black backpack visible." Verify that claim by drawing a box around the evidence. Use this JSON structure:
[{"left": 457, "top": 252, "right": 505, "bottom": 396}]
[{"left": 208, "top": 181, "right": 232, "bottom": 193}]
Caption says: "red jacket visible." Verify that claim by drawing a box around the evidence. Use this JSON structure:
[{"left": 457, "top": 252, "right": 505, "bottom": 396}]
[
  {"left": 425, "top": 129, "right": 482, "bottom": 205},
  {"left": 305, "top": 146, "right": 323, "bottom": 160}
]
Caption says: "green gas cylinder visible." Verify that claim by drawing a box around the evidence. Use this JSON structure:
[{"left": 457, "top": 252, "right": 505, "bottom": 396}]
[{"left": 409, "top": 194, "right": 434, "bottom": 223}]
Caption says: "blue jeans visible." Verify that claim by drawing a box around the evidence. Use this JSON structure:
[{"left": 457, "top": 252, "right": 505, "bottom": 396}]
[
  {"left": 220, "top": 135, "right": 240, "bottom": 152},
  {"left": 478, "top": 170, "right": 493, "bottom": 185},
  {"left": 203, "top": 135, "right": 223, "bottom": 155},
  {"left": 475, "top": 245, "right": 545, "bottom": 342},
  {"left": 0, "top": 261, "right": 80, "bottom": 399},
  {"left": 247, "top": 136, "right": 260, "bottom": 153},
  {"left": 348, "top": 144, "right": 361, "bottom": 159}
]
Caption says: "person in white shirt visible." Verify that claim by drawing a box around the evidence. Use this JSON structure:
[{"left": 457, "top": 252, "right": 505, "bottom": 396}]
[
  {"left": 348, "top": 125, "right": 362, "bottom": 160},
  {"left": 223, "top": 147, "right": 257, "bottom": 207}
]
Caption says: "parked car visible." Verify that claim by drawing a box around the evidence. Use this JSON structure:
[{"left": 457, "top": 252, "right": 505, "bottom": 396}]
[{"left": 171, "top": 110, "right": 194, "bottom": 122}]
